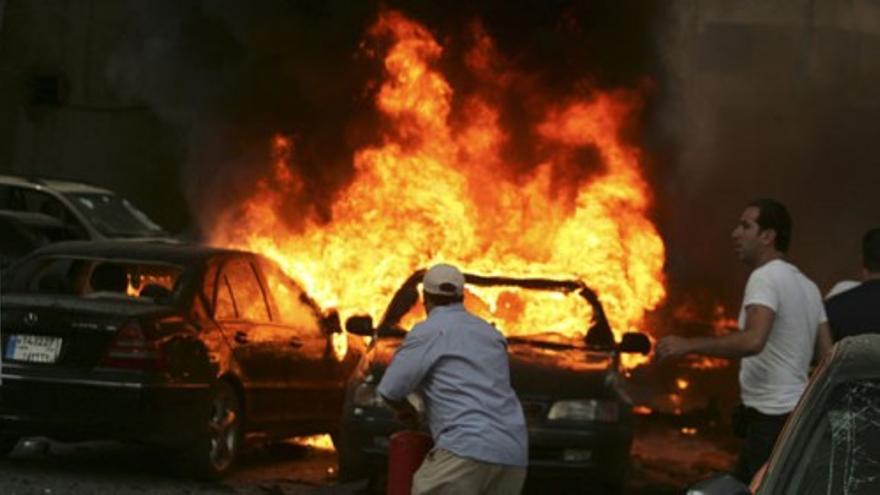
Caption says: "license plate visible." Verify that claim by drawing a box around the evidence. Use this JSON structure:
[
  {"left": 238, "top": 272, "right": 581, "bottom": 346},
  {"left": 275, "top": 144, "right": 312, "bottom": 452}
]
[{"left": 5, "top": 335, "right": 63, "bottom": 364}]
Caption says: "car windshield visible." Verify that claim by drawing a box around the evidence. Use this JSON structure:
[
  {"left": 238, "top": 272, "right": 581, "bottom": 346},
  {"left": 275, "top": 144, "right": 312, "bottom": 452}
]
[
  {"left": 386, "top": 275, "right": 605, "bottom": 344},
  {"left": 786, "top": 379, "right": 880, "bottom": 495},
  {"left": 64, "top": 192, "right": 166, "bottom": 237},
  {"left": 2, "top": 255, "right": 185, "bottom": 304}
]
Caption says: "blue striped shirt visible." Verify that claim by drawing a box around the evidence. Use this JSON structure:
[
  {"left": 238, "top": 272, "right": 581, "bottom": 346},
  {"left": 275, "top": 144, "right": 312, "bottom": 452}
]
[{"left": 377, "top": 303, "right": 528, "bottom": 467}]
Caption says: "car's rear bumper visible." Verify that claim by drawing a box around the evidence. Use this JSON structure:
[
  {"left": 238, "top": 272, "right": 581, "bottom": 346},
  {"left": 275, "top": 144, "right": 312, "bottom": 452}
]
[
  {"left": 0, "top": 370, "right": 210, "bottom": 446},
  {"left": 342, "top": 408, "right": 632, "bottom": 480}
]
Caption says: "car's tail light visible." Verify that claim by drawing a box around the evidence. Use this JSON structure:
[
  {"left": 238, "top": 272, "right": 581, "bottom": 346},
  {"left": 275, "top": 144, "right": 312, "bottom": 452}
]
[{"left": 98, "top": 319, "right": 167, "bottom": 371}]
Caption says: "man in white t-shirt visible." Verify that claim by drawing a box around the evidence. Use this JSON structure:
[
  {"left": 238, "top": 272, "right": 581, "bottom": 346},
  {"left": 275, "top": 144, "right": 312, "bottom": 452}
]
[{"left": 657, "top": 198, "right": 832, "bottom": 483}]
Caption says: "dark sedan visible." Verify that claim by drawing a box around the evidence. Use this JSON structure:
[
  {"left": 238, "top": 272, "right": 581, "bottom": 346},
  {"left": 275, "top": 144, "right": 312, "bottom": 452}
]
[
  {"left": 0, "top": 241, "right": 362, "bottom": 478},
  {"left": 336, "top": 270, "right": 650, "bottom": 492},
  {"left": 689, "top": 334, "right": 880, "bottom": 495}
]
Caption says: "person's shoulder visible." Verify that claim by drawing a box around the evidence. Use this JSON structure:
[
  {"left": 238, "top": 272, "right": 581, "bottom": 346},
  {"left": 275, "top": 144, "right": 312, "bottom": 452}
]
[
  {"left": 747, "top": 260, "right": 781, "bottom": 285},
  {"left": 826, "top": 280, "right": 861, "bottom": 300},
  {"left": 406, "top": 320, "right": 438, "bottom": 342},
  {"left": 761, "top": 259, "right": 794, "bottom": 275},
  {"left": 460, "top": 308, "right": 495, "bottom": 328},
  {"left": 827, "top": 281, "right": 874, "bottom": 307}
]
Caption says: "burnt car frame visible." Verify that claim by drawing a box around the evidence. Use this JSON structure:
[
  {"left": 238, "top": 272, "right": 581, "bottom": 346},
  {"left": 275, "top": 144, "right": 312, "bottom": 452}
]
[
  {"left": 0, "top": 241, "right": 362, "bottom": 478},
  {"left": 688, "top": 334, "right": 880, "bottom": 495},
  {"left": 337, "top": 270, "right": 650, "bottom": 491}
]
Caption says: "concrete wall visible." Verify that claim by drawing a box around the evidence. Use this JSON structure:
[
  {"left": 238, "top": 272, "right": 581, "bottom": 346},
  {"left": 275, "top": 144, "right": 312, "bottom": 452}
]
[
  {"left": 0, "top": 0, "right": 187, "bottom": 232},
  {"left": 661, "top": 0, "right": 880, "bottom": 302}
]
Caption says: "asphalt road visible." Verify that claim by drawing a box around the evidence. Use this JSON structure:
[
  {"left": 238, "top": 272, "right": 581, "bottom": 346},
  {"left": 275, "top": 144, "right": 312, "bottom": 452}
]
[{"left": 0, "top": 423, "right": 736, "bottom": 495}]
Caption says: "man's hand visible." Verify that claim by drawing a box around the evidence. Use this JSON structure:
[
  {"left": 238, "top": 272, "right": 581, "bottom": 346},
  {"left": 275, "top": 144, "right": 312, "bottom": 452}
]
[
  {"left": 382, "top": 395, "right": 420, "bottom": 429},
  {"left": 395, "top": 401, "right": 420, "bottom": 429},
  {"left": 655, "top": 336, "right": 693, "bottom": 360}
]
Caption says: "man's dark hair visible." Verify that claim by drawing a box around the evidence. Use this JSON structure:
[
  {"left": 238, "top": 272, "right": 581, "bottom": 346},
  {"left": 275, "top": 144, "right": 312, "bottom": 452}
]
[
  {"left": 862, "top": 228, "right": 880, "bottom": 273},
  {"left": 424, "top": 291, "right": 464, "bottom": 307},
  {"left": 748, "top": 198, "right": 792, "bottom": 253}
]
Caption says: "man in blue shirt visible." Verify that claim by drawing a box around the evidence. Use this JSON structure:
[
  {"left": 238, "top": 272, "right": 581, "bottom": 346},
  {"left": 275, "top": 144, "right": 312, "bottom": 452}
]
[{"left": 377, "top": 263, "right": 528, "bottom": 495}]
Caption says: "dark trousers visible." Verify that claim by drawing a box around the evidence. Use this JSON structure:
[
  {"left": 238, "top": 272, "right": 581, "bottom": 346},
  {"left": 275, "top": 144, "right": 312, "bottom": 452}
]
[{"left": 732, "top": 406, "right": 789, "bottom": 484}]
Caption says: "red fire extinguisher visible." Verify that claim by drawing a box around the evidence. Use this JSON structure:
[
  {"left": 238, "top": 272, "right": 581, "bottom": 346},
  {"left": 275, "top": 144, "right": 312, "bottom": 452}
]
[{"left": 387, "top": 430, "right": 433, "bottom": 495}]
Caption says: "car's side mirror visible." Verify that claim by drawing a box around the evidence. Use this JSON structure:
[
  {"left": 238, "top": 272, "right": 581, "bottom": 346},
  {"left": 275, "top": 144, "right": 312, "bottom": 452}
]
[
  {"left": 619, "top": 332, "right": 651, "bottom": 355},
  {"left": 345, "top": 315, "right": 374, "bottom": 336},
  {"left": 686, "top": 473, "right": 751, "bottom": 495},
  {"left": 321, "top": 310, "right": 342, "bottom": 335}
]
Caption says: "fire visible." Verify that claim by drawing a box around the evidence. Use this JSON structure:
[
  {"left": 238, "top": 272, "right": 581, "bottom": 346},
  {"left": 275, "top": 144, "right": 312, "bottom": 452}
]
[
  {"left": 686, "top": 356, "right": 729, "bottom": 370},
  {"left": 675, "top": 378, "right": 689, "bottom": 391},
  {"left": 711, "top": 303, "right": 739, "bottom": 335},
  {"left": 293, "top": 434, "right": 335, "bottom": 451},
  {"left": 208, "top": 11, "right": 666, "bottom": 365}
]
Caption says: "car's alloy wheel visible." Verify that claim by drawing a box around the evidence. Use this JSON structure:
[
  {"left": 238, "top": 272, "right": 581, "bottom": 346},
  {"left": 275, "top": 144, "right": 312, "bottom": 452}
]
[{"left": 187, "top": 380, "right": 241, "bottom": 479}]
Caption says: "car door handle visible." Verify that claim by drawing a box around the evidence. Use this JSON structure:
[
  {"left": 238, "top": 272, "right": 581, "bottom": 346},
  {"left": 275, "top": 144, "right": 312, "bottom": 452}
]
[
  {"left": 234, "top": 331, "right": 249, "bottom": 344},
  {"left": 288, "top": 338, "right": 303, "bottom": 348}
]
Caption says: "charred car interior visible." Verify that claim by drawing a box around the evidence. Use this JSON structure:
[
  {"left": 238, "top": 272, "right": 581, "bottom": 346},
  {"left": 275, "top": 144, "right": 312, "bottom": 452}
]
[{"left": 338, "top": 270, "right": 651, "bottom": 492}]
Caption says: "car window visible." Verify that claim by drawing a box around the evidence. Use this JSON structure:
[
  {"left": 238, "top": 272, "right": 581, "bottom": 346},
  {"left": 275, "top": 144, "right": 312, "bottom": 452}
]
[
  {"left": 2, "top": 255, "right": 183, "bottom": 304},
  {"left": 257, "top": 258, "right": 322, "bottom": 336},
  {"left": 0, "top": 186, "right": 86, "bottom": 235},
  {"left": 1, "top": 186, "right": 61, "bottom": 218},
  {"left": 64, "top": 192, "right": 165, "bottom": 238},
  {"left": 786, "top": 379, "right": 880, "bottom": 495},
  {"left": 0, "top": 219, "right": 39, "bottom": 267},
  {"left": 223, "top": 259, "right": 271, "bottom": 322},
  {"left": 214, "top": 274, "right": 238, "bottom": 321}
]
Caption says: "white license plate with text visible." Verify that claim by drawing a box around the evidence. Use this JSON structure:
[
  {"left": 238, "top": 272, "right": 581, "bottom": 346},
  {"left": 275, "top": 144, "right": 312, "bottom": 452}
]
[{"left": 5, "top": 335, "right": 63, "bottom": 364}]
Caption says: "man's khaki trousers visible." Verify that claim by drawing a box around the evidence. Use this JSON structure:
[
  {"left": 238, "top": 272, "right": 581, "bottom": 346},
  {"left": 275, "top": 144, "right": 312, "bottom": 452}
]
[{"left": 411, "top": 448, "right": 526, "bottom": 495}]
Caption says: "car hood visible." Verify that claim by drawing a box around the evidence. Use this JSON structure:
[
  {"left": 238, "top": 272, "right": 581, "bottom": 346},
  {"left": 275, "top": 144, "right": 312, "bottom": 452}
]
[{"left": 366, "top": 336, "right": 616, "bottom": 399}]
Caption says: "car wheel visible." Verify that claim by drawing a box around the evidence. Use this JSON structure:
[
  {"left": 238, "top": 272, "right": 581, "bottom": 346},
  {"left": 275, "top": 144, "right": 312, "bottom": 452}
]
[
  {"left": 185, "top": 380, "right": 242, "bottom": 479},
  {"left": 0, "top": 435, "right": 19, "bottom": 456}
]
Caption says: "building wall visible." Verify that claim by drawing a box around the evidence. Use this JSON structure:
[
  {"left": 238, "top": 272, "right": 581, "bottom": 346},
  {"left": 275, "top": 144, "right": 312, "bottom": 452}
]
[
  {"left": 662, "top": 0, "right": 880, "bottom": 299},
  {"left": 0, "top": 0, "right": 187, "bottom": 232}
]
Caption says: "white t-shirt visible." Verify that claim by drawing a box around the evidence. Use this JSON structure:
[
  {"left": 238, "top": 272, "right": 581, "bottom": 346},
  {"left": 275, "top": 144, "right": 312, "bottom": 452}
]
[{"left": 737, "top": 259, "right": 827, "bottom": 415}]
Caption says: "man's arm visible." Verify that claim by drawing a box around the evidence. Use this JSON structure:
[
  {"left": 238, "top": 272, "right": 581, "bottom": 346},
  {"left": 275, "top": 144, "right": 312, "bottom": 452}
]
[
  {"left": 813, "top": 322, "right": 833, "bottom": 364},
  {"left": 380, "top": 395, "right": 419, "bottom": 427},
  {"left": 376, "top": 329, "right": 435, "bottom": 424},
  {"left": 657, "top": 304, "right": 775, "bottom": 360}
]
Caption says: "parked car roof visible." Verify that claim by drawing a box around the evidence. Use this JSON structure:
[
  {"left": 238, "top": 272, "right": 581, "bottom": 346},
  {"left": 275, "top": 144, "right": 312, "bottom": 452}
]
[
  {"left": 0, "top": 174, "right": 111, "bottom": 194},
  {"left": 0, "top": 175, "right": 112, "bottom": 194}
]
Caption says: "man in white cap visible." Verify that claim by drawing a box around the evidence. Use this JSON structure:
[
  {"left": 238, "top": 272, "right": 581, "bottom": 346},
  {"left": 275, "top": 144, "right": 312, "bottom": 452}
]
[{"left": 377, "top": 263, "right": 528, "bottom": 495}]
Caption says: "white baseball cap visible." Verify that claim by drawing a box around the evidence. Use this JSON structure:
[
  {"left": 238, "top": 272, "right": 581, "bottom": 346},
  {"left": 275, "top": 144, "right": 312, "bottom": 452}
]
[{"left": 422, "top": 263, "right": 465, "bottom": 296}]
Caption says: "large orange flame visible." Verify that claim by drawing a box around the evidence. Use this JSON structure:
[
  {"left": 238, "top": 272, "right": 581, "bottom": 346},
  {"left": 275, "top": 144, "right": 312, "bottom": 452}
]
[{"left": 209, "top": 11, "right": 666, "bottom": 362}]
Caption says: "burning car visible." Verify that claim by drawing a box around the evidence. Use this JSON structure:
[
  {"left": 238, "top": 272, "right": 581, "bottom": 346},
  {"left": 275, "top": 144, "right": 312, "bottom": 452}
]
[
  {"left": 688, "top": 334, "right": 880, "bottom": 495},
  {"left": 336, "top": 270, "right": 651, "bottom": 491},
  {"left": 0, "top": 241, "right": 362, "bottom": 478}
]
